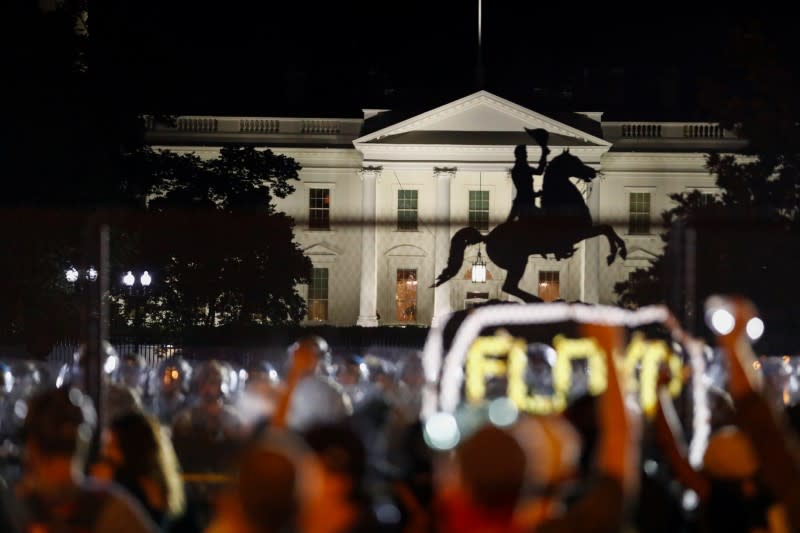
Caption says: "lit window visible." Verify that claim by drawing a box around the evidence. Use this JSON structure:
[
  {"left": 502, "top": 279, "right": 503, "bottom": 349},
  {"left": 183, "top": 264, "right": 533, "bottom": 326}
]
[
  {"left": 396, "top": 269, "right": 417, "bottom": 322},
  {"left": 469, "top": 190, "right": 490, "bottom": 231},
  {"left": 309, "top": 189, "right": 330, "bottom": 230},
  {"left": 307, "top": 268, "right": 328, "bottom": 321},
  {"left": 397, "top": 190, "right": 418, "bottom": 231},
  {"left": 538, "top": 271, "right": 560, "bottom": 302},
  {"left": 629, "top": 192, "right": 651, "bottom": 235}
]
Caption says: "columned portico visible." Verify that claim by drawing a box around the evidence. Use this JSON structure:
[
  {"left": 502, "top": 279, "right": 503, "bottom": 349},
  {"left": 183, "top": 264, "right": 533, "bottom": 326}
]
[
  {"left": 432, "top": 167, "right": 456, "bottom": 326},
  {"left": 357, "top": 166, "right": 381, "bottom": 326}
]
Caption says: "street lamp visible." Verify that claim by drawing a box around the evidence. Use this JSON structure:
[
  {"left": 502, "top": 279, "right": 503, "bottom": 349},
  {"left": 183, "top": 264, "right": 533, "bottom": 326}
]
[
  {"left": 122, "top": 269, "right": 154, "bottom": 352},
  {"left": 65, "top": 266, "right": 98, "bottom": 284},
  {"left": 123, "top": 270, "right": 153, "bottom": 289}
]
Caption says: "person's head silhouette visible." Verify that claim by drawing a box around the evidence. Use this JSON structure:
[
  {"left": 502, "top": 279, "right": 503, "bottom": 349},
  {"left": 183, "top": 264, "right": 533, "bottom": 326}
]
[{"left": 514, "top": 144, "right": 527, "bottom": 161}]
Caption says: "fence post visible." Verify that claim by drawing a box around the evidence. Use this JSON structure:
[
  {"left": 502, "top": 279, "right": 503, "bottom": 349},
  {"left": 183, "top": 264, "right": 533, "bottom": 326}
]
[{"left": 81, "top": 218, "right": 110, "bottom": 459}]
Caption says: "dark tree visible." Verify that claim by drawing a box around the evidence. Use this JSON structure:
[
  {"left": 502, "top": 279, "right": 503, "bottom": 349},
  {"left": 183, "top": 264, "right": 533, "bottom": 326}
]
[
  {"left": 615, "top": 26, "right": 800, "bottom": 351},
  {"left": 122, "top": 146, "right": 312, "bottom": 329},
  {"left": 2, "top": 3, "right": 312, "bottom": 351}
]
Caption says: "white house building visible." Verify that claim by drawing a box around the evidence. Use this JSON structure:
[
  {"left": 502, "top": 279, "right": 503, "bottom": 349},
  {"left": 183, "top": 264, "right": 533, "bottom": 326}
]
[{"left": 145, "top": 90, "right": 745, "bottom": 327}]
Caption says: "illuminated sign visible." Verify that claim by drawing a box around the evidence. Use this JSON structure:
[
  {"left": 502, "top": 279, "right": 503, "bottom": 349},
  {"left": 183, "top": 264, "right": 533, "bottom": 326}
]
[
  {"left": 462, "top": 331, "right": 682, "bottom": 415},
  {"left": 422, "top": 303, "right": 691, "bottom": 417}
]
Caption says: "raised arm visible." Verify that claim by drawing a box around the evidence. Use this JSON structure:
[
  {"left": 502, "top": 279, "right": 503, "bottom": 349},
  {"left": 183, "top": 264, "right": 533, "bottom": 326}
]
[
  {"left": 717, "top": 297, "right": 800, "bottom": 530},
  {"left": 654, "top": 375, "right": 710, "bottom": 500},
  {"left": 536, "top": 323, "right": 632, "bottom": 533},
  {"left": 272, "top": 343, "right": 319, "bottom": 429}
]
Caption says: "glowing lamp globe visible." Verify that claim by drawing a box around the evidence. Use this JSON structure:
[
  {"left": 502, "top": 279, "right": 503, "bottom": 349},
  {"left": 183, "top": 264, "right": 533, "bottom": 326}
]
[
  {"left": 471, "top": 250, "right": 487, "bottom": 284},
  {"left": 65, "top": 267, "right": 80, "bottom": 283}
]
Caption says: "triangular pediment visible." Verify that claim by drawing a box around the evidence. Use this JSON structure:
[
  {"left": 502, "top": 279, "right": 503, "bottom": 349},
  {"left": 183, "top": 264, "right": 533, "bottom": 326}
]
[
  {"left": 625, "top": 247, "right": 660, "bottom": 261},
  {"left": 304, "top": 242, "right": 341, "bottom": 256},
  {"left": 355, "top": 91, "right": 609, "bottom": 147}
]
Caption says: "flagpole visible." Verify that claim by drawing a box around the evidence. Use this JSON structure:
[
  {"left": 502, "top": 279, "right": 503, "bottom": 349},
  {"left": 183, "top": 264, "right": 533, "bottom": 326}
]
[{"left": 476, "top": 0, "right": 485, "bottom": 88}]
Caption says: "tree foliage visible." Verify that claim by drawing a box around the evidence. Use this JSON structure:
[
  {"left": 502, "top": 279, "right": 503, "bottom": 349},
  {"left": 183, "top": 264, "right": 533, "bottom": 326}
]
[
  {"left": 615, "top": 27, "right": 800, "bottom": 351},
  {"left": 123, "top": 146, "right": 312, "bottom": 329}
]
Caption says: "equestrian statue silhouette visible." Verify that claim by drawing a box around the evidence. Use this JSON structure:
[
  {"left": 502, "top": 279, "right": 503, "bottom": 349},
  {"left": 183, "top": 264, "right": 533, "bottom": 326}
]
[{"left": 432, "top": 129, "right": 627, "bottom": 303}]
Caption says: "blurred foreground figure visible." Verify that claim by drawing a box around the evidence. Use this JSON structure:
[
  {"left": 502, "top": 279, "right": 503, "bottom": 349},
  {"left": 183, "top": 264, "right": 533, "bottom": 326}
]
[
  {"left": 300, "top": 423, "right": 381, "bottom": 533},
  {"left": 273, "top": 336, "right": 351, "bottom": 432},
  {"left": 435, "top": 322, "right": 633, "bottom": 533},
  {"left": 206, "top": 432, "right": 307, "bottom": 533},
  {"left": 712, "top": 297, "right": 800, "bottom": 530},
  {"left": 11, "top": 387, "right": 156, "bottom": 533},
  {"left": 96, "top": 412, "right": 191, "bottom": 531}
]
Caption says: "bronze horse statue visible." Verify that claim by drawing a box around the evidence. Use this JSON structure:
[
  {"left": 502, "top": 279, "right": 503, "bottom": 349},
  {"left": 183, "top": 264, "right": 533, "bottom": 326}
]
[{"left": 432, "top": 149, "right": 627, "bottom": 303}]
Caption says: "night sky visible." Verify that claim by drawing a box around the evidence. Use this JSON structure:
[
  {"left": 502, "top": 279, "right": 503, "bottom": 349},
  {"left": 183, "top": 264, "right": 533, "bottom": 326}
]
[{"left": 92, "top": 2, "right": 796, "bottom": 117}]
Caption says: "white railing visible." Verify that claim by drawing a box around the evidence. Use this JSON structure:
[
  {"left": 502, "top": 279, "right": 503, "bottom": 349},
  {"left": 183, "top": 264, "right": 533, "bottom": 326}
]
[
  {"left": 301, "top": 120, "right": 341, "bottom": 134},
  {"left": 176, "top": 116, "right": 218, "bottom": 132},
  {"left": 683, "top": 123, "right": 723, "bottom": 138},
  {"left": 621, "top": 123, "right": 662, "bottom": 138},
  {"left": 239, "top": 118, "right": 280, "bottom": 133}
]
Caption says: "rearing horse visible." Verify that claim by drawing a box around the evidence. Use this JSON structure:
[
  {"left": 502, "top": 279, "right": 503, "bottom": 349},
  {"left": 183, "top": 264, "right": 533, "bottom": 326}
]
[{"left": 432, "top": 150, "right": 627, "bottom": 303}]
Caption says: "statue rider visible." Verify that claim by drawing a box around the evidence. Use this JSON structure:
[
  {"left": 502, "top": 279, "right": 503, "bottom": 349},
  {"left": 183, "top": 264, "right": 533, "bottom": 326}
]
[{"left": 507, "top": 128, "right": 550, "bottom": 222}]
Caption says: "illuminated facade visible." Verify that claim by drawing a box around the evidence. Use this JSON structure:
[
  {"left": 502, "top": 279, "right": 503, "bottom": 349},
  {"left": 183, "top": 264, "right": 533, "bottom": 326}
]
[{"left": 146, "top": 91, "right": 745, "bottom": 326}]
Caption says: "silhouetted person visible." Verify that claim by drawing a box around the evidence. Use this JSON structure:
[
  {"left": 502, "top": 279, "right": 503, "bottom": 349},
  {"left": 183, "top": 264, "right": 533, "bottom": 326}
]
[{"left": 507, "top": 128, "right": 550, "bottom": 222}]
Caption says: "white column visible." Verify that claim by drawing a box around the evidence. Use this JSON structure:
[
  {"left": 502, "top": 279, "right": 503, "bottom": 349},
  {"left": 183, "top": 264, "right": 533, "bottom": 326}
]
[
  {"left": 432, "top": 167, "right": 455, "bottom": 326},
  {"left": 357, "top": 167, "right": 380, "bottom": 326}
]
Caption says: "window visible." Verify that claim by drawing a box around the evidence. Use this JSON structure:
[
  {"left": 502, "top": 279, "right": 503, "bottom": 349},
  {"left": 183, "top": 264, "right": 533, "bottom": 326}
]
[
  {"left": 628, "top": 192, "right": 651, "bottom": 235},
  {"left": 700, "top": 192, "right": 715, "bottom": 206},
  {"left": 538, "top": 271, "right": 560, "bottom": 302},
  {"left": 307, "top": 268, "right": 329, "bottom": 321},
  {"left": 397, "top": 190, "right": 418, "bottom": 231},
  {"left": 309, "top": 188, "right": 330, "bottom": 229},
  {"left": 465, "top": 291, "right": 490, "bottom": 310},
  {"left": 469, "top": 190, "right": 490, "bottom": 231},
  {"left": 396, "top": 269, "right": 417, "bottom": 322}
]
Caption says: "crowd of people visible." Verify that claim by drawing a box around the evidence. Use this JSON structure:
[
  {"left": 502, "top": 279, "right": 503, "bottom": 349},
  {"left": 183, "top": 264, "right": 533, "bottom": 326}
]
[{"left": 0, "top": 297, "right": 799, "bottom": 532}]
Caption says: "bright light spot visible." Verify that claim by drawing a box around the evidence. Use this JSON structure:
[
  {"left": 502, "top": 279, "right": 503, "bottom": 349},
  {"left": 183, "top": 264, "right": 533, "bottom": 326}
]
[
  {"left": 682, "top": 489, "right": 699, "bottom": 511},
  {"left": 746, "top": 317, "right": 764, "bottom": 341},
  {"left": 709, "top": 309, "right": 735, "bottom": 335},
  {"left": 104, "top": 355, "right": 119, "bottom": 375},
  {"left": 14, "top": 400, "right": 27, "bottom": 420},
  {"left": 423, "top": 412, "right": 461, "bottom": 450},
  {"left": 471, "top": 263, "right": 487, "bottom": 283},
  {"left": 122, "top": 271, "right": 135, "bottom": 287},
  {"left": 644, "top": 459, "right": 658, "bottom": 476},
  {"left": 140, "top": 271, "right": 152, "bottom": 287},
  {"left": 752, "top": 360, "right": 762, "bottom": 370},
  {"left": 68, "top": 388, "right": 84, "bottom": 407},
  {"left": 488, "top": 397, "right": 518, "bottom": 427},
  {"left": 66, "top": 267, "right": 79, "bottom": 283},
  {"left": 87, "top": 267, "right": 98, "bottom": 282}
]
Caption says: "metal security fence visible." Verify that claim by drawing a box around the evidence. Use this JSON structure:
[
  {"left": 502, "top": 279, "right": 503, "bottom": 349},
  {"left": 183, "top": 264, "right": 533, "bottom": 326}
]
[{"left": 2, "top": 210, "right": 799, "bottom": 360}]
